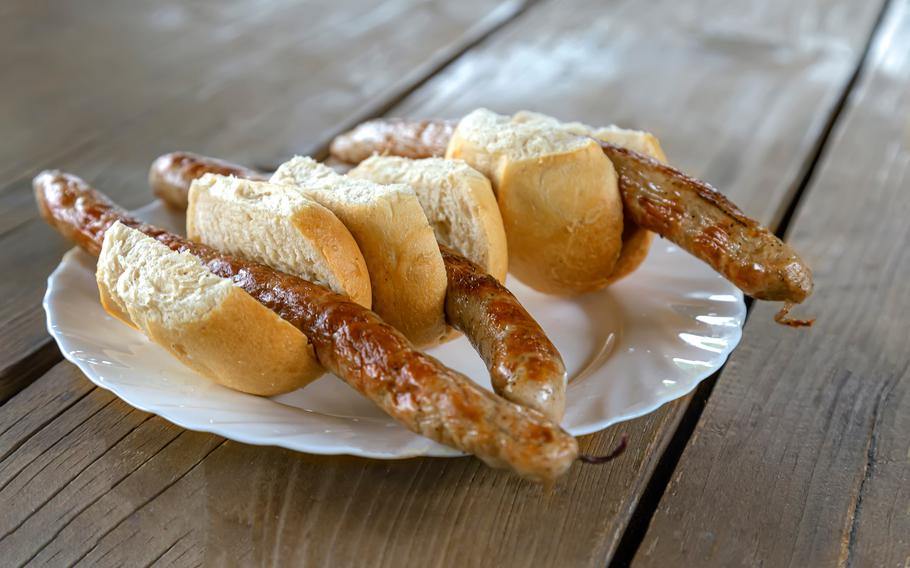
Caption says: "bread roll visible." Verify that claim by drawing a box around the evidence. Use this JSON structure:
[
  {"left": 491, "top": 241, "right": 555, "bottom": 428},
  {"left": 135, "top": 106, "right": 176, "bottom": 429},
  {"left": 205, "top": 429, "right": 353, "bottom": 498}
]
[
  {"left": 186, "top": 174, "right": 371, "bottom": 308},
  {"left": 349, "top": 156, "right": 508, "bottom": 282},
  {"left": 96, "top": 222, "right": 321, "bottom": 396},
  {"left": 514, "top": 111, "right": 667, "bottom": 161},
  {"left": 271, "top": 157, "right": 448, "bottom": 347},
  {"left": 513, "top": 111, "right": 668, "bottom": 284},
  {"left": 446, "top": 108, "right": 624, "bottom": 294}
]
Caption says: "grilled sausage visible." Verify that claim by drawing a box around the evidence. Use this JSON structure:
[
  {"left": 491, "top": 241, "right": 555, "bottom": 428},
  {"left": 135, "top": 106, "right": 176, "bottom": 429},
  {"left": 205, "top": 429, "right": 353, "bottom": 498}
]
[
  {"left": 329, "top": 118, "right": 814, "bottom": 315},
  {"left": 329, "top": 118, "right": 456, "bottom": 165},
  {"left": 149, "top": 152, "right": 267, "bottom": 210},
  {"left": 148, "top": 152, "right": 569, "bottom": 419},
  {"left": 598, "top": 142, "right": 813, "bottom": 305},
  {"left": 34, "top": 170, "right": 579, "bottom": 481},
  {"left": 440, "top": 245, "right": 566, "bottom": 421}
]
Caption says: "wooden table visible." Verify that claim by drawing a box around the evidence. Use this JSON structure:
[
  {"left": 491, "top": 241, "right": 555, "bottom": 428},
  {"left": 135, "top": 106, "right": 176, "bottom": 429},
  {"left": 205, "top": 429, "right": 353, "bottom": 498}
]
[{"left": 2, "top": 0, "right": 908, "bottom": 565}]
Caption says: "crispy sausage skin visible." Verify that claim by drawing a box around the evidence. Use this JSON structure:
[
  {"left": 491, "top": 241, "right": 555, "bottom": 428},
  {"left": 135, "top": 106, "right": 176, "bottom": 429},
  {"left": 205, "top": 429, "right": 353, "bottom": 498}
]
[
  {"left": 148, "top": 152, "right": 569, "bottom": 419},
  {"left": 149, "top": 152, "right": 267, "bottom": 210},
  {"left": 329, "top": 118, "right": 814, "bottom": 310},
  {"left": 329, "top": 118, "right": 456, "bottom": 164},
  {"left": 440, "top": 245, "right": 566, "bottom": 421},
  {"left": 34, "top": 170, "right": 578, "bottom": 481},
  {"left": 598, "top": 142, "right": 813, "bottom": 304}
]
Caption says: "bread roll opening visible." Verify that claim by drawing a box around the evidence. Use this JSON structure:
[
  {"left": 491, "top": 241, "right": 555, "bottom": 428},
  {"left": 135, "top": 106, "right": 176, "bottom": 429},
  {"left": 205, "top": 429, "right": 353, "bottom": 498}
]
[
  {"left": 188, "top": 174, "right": 354, "bottom": 300},
  {"left": 272, "top": 156, "right": 448, "bottom": 347},
  {"left": 349, "top": 156, "right": 508, "bottom": 281},
  {"left": 96, "top": 221, "right": 323, "bottom": 396},
  {"left": 447, "top": 109, "right": 624, "bottom": 294},
  {"left": 454, "top": 108, "right": 595, "bottom": 164},
  {"left": 97, "top": 221, "right": 231, "bottom": 328},
  {"left": 513, "top": 110, "right": 667, "bottom": 161}
]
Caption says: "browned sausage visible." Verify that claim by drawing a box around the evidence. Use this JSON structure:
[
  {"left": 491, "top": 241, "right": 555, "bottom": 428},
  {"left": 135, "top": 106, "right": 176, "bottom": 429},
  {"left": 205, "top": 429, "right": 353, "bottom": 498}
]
[
  {"left": 440, "top": 245, "right": 567, "bottom": 420},
  {"left": 329, "top": 119, "right": 814, "bottom": 317},
  {"left": 34, "top": 170, "right": 579, "bottom": 481},
  {"left": 149, "top": 152, "right": 267, "bottom": 210},
  {"left": 329, "top": 118, "right": 456, "bottom": 164},
  {"left": 598, "top": 142, "right": 813, "bottom": 311},
  {"left": 148, "top": 152, "right": 569, "bottom": 419}
]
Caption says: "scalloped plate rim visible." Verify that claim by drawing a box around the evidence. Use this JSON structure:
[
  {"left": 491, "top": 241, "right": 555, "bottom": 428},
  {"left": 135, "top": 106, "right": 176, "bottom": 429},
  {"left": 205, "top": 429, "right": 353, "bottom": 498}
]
[{"left": 42, "top": 201, "right": 746, "bottom": 460}]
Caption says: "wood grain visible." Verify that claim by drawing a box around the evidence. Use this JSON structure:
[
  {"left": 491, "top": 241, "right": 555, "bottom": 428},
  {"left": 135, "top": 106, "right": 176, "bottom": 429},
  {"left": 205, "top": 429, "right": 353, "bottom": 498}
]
[
  {"left": 0, "top": 0, "right": 525, "bottom": 184},
  {"left": 393, "top": 0, "right": 884, "bottom": 223},
  {"left": 635, "top": 1, "right": 910, "bottom": 565},
  {"left": 0, "top": 341, "right": 60, "bottom": 406},
  {"left": 0, "top": 0, "right": 528, "bottom": 393},
  {"left": 0, "top": 361, "right": 666, "bottom": 567},
  {"left": 0, "top": 360, "right": 94, "bottom": 464},
  {"left": 0, "top": 0, "right": 892, "bottom": 565},
  {"left": 0, "top": 363, "right": 223, "bottom": 567}
]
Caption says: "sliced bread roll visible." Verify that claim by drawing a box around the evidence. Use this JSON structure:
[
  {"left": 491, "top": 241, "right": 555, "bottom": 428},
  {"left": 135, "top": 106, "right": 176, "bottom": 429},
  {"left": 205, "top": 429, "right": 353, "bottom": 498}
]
[
  {"left": 513, "top": 110, "right": 668, "bottom": 284},
  {"left": 514, "top": 111, "right": 667, "bottom": 161},
  {"left": 271, "top": 157, "right": 448, "bottom": 347},
  {"left": 96, "top": 222, "right": 322, "bottom": 396},
  {"left": 348, "top": 156, "right": 508, "bottom": 282},
  {"left": 446, "top": 108, "right": 624, "bottom": 294},
  {"left": 186, "top": 174, "right": 371, "bottom": 308}
]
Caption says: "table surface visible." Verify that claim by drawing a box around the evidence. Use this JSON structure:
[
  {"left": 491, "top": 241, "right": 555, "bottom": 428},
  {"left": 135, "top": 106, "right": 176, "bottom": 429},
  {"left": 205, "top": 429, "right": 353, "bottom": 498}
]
[{"left": 2, "top": 0, "right": 908, "bottom": 566}]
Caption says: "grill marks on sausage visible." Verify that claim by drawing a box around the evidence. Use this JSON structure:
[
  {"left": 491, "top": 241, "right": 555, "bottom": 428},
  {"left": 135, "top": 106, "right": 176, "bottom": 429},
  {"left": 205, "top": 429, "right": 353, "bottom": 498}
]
[
  {"left": 149, "top": 152, "right": 267, "bottom": 210},
  {"left": 440, "top": 245, "right": 567, "bottom": 421},
  {"left": 329, "top": 118, "right": 455, "bottom": 164},
  {"left": 602, "top": 142, "right": 813, "bottom": 304},
  {"left": 34, "top": 170, "right": 579, "bottom": 481},
  {"left": 146, "top": 151, "right": 569, "bottom": 420},
  {"left": 329, "top": 118, "right": 814, "bottom": 314}
]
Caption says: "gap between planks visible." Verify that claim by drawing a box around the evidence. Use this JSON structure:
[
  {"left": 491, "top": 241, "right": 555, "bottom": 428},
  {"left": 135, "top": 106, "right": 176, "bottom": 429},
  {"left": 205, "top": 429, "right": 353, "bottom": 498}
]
[
  {"left": 606, "top": 0, "right": 898, "bottom": 564},
  {"left": 610, "top": 0, "right": 892, "bottom": 567},
  {"left": 0, "top": 0, "right": 892, "bottom": 564},
  {"left": 0, "top": 0, "right": 541, "bottom": 405}
]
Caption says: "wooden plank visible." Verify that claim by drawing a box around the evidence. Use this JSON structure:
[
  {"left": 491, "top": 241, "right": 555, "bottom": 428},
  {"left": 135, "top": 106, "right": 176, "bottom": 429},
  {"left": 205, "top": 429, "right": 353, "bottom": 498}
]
[
  {"left": 634, "top": 1, "right": 910, "bottom": 565},
  {"left": 0, "top": 363, "right": 223, "bottom": 567},
  {"left": 0, "top": 0, "right": 529, "bottom": 393},
  {"left": 0, "top": 342, "right": 60, "bottom": 406},
  {"left": 24, "top": 431, "right": 222, "bottom": 567},
  {"left": 367, "top": 0, "right": 887, "bottom": 562},
  {"left": 0, "top": 362, "right": 656, "bottom": 567},
  {"left": 392, "top": 0, "right": 882, "bottom": 223},
  {"left": 0, "top": 0, "right": 889, "bottom": 565},
  {"left": 0, "top": 351, "right": 93, "bottom": 461},
  {"left": 0, "top": 0, "right": 525, "bottom": 183}
]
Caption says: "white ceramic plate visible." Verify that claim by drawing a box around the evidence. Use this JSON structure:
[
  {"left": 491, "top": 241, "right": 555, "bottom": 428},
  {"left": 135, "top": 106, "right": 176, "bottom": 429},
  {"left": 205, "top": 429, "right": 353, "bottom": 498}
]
[{"left": 44, "top": 202, "right": 745, "bottom": 458}]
